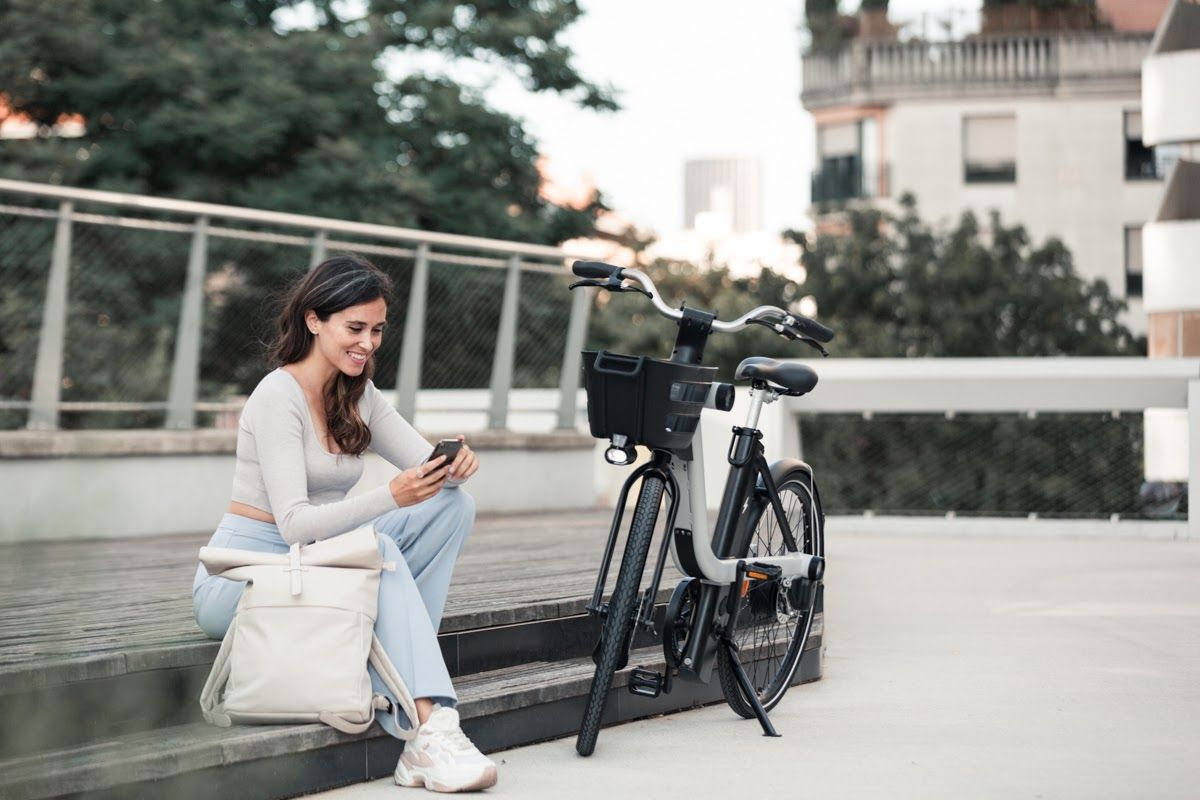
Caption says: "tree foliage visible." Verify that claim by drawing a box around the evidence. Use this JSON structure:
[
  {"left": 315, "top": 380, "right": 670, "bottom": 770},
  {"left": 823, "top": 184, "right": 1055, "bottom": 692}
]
[
  {"left": 0, "top": 0, "right": 617, "bottom": 427},
  {"left": 0, "top": 0, "right": 614, "bottom": 243},
  {"left": 592, "top": 196, "right": 1141, "bottom": 370},
  {"left": 588, "top": 199, "right": 1152, "bottom": 518},
  {"left": 793, "top": 195, "right": 1141, "bottom": 358}
]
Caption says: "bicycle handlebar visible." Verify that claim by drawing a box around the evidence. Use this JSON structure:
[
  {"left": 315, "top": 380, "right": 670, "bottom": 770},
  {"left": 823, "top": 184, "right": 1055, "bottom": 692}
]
[{"left": 571, "top": 260, "right": 834, "bottom": 344}]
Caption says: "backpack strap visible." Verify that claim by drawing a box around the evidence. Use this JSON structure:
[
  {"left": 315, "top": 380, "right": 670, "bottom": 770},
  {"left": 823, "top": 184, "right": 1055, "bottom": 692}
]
[
  {"left": 198, "top": 617, "right": 236, "bottom": 727},
  {"left": 369, "top": 633, "right": 420, "bottom": 741}
]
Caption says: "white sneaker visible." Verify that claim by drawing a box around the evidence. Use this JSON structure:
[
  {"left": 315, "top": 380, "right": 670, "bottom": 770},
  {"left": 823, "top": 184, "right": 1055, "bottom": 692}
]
[{"left": 394, "top": 706, "right": 498, "bottom": 793}]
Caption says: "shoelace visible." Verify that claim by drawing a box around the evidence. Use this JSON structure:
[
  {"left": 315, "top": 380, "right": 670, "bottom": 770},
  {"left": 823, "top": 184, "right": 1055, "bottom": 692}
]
[
  {"left": 426, "top": 724, "right": 476, "bottom": 752},
  {"left": 423, "top": 713, "right": 476, "bottom": 752}
]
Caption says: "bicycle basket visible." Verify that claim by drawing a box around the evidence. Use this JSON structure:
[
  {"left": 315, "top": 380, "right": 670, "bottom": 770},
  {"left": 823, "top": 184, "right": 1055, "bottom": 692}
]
[{"left": 581, "top": 350, "right": 716, "bottom": 451}]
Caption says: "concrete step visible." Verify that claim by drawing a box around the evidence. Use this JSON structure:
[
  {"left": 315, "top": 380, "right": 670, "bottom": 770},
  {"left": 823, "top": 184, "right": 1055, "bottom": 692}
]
[
  {"left": 0, "top": 601, "right": 674, "bottom": 760},
  {"left": 0, "top": 641, "right": 823, "bottom": 800}
]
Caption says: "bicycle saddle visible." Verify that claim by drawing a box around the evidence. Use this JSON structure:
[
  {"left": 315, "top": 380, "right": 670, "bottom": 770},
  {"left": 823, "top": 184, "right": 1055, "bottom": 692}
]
[{"left": 734, "top": 357, "right": 818, "bottom": 397}]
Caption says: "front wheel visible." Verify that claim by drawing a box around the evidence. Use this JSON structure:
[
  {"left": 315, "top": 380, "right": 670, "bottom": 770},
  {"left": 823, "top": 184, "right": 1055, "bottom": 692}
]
[
  {"left": 717, "top": 468, "right": 823, "bottom": 719},
  {"left": 576, "top": 475, "right": 664, "bottom": 756}
]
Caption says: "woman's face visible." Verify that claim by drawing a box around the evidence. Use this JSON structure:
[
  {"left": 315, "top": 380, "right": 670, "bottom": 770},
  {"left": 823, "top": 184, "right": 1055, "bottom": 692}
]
[{"left": 306, "top": 297, "right": 387, "bottom": 377}]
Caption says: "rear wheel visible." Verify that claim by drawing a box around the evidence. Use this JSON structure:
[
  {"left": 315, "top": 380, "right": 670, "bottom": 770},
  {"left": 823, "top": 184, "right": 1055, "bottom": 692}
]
[
  {"left": 717, "top": 468, "right": 823, "bottom": 718},
  {"left": 576, "top": 475, "right": 664, "bottom": 756}
]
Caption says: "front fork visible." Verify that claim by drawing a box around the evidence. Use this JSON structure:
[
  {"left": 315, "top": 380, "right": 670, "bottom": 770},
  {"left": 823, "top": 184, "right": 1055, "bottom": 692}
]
[{"left": 587, "top": 451, "right": 679, "bottom": 656}]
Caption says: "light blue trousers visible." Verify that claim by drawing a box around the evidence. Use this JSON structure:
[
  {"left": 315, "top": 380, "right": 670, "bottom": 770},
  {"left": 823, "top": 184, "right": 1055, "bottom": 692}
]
[{"left": 192, "top": 487, "right": 475, "bottom": 738}]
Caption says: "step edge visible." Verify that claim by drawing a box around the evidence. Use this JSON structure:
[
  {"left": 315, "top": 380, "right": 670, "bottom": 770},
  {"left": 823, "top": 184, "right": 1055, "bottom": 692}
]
[{"left": 0, "top": 635, "right": 818, "bottom": 796}]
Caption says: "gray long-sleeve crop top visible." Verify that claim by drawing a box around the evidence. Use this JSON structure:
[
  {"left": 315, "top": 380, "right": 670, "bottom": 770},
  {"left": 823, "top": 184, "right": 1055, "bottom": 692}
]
[{"left": 229, "top": 368, "right": 458, "bottom": 544}]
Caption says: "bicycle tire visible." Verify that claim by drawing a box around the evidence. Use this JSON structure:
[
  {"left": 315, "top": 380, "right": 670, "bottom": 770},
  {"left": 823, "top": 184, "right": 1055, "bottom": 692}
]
[
  {"left": 576, "top": 474, "right": 665, "bottom": 757},
  {"left": 717, "top": 468, "right": 823, "bottom": 719}
]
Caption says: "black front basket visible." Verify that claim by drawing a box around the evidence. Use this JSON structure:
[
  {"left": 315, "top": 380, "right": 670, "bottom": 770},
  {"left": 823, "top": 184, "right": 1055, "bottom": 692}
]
[{"left": 581, "top": 350, "right": 716, "bottom": 451}]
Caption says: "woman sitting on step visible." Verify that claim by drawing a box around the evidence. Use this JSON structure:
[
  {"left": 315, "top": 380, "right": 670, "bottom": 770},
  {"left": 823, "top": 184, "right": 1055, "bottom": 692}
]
[{"left": 191, "top": 254, "right": 498, "bottom": 793}]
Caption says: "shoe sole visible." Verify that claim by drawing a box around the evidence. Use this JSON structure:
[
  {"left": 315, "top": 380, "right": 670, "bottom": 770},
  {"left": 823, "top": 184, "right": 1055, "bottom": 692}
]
[{"left": 395, "top": 761, "right": 498, "bottom": 793}]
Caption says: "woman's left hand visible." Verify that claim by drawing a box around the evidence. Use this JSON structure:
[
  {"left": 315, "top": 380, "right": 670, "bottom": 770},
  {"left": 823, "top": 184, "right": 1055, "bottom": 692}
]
[{"left": 447, "top": 435, "right": 478, "bottom": 482}]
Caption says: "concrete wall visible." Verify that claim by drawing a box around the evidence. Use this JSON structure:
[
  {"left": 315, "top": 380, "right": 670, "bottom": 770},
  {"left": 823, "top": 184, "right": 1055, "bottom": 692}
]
[
  {"left": 0, "top": 430, "right": 598, "bottom": 542},
  {"left": 885, "top": 95, "right": 1163, "bottom": 329}
]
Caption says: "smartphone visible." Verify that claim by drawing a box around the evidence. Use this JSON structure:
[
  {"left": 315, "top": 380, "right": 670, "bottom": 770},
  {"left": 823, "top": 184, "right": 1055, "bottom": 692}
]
[{"left": 423, "top": 438, "right": 463, "bottom": 467}]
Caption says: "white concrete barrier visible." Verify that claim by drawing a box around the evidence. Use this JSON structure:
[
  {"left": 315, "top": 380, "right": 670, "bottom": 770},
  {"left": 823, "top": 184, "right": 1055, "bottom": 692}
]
[{"left": 0, "top": 428, "right": 596, "bottom": 542}]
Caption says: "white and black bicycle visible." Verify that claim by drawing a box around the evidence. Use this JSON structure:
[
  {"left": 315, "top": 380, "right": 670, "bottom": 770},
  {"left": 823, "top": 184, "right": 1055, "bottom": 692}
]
[{"left": 569, "top": 260, "right": 834, "bottom": 757}]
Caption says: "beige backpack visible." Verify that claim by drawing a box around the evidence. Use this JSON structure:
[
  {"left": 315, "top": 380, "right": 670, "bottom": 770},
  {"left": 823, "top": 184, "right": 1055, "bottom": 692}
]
[{"left": 198, "top": 526, "right": 418, "bottom": 739}]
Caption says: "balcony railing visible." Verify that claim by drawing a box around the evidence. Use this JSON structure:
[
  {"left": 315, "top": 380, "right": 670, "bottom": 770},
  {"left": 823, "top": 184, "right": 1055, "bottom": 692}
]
[
  {"left": 811, "top": 157, "right": 887, "bottom": 204},
  {"left": 802, "top": 32, "right": 1152, "bottom": 109}
]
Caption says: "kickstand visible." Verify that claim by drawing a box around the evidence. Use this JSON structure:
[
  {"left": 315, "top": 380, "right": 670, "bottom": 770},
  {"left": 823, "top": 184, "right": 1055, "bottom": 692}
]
[{"left": 720, "top": 638, "right": 781, "bottom": 737}]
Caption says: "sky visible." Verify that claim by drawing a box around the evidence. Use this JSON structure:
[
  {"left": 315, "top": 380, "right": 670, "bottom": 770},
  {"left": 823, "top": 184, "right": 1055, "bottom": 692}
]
[{"left": 483, "top": 0, "right": 974, "bottom": 237}]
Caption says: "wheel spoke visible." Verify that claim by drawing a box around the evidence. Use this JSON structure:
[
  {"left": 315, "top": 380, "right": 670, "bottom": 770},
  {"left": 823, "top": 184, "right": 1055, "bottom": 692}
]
[{"left": 727, "top": 475, "right": 819, "bottom": 708}]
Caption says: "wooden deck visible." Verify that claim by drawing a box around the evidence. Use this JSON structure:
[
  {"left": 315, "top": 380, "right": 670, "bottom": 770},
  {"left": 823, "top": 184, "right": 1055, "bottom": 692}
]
[{"left": 0, "top": 508, "right": 683, "bottom": 691}]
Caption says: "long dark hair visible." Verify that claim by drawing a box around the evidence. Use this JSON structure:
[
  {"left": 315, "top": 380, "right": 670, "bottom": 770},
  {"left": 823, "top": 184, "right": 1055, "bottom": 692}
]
[{"left": 270, "top": 254, "right": 393, "bottom": 456}]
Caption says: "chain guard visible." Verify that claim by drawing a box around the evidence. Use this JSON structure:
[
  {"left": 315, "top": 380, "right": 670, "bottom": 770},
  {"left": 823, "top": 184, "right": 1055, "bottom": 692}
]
[{"left": 663, "top": 578, "right": 700, "bottom": 667}]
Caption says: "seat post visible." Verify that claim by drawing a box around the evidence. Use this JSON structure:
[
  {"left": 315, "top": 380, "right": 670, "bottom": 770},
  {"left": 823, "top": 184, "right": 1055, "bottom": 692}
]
[{"left": 744, "top": 382, "right": 780, "bottom": 430}]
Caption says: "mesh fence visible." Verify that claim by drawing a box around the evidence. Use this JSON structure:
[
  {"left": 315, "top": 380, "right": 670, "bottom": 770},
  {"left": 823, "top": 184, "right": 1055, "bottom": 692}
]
[
  {"left": 0, "top": 211, "right": 58, "bottom": 430},
  {"left": 513, "top": 270, "right": 572, "bottom": 389},
  {"left": 61, "top": 221, "right": 191, "bottom": 428},
  {"left": 799, "top": 412, "right": 1187, "bottom": 520},
  {"left": 423, "top": 261, "right": 505, "bottom": 390},
  {"left": 0, "top": 200, "right": 578, "bottom": 429}
]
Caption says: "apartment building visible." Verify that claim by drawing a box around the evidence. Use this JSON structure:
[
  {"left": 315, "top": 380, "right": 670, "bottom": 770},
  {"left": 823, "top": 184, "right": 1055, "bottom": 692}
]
[
  {"left": 800, "top": 0, "right": 1175, "bottom": 328},
  {"left": 1142, "top": 0, "right": 1200, "bottom": 483}
]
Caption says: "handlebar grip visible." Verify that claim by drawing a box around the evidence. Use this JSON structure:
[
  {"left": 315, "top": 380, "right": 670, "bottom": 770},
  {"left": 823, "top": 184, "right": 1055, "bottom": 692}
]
[
  {"left": 794, "top": 317, "right": 835, "bottom": 343},
  {"left": 572, "top": 260, "right": 624, "bottom": 280}
]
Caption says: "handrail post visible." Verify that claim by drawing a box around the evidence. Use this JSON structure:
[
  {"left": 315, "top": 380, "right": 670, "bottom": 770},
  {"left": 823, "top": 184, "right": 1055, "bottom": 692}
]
[
  {"left": 309, "top": 230, "right": 328, "bottom": 269},
  {"left": 488, "top": 255, "right": 522, "bottom": 430},
  {"left": 556, "top": 283, "right": 592, "bottom": 430},
  {"left": 1190, "top": 379, "right": 1199, "bottom": 539},
  {"left": 165, "top": 216, "right": 209, "bottom": 430},
  {"left": 27, "top": 201, "right": 73, "bottom": 430},
  {"left": 395, "top": 244, "right": 429, "bottom": 422}
]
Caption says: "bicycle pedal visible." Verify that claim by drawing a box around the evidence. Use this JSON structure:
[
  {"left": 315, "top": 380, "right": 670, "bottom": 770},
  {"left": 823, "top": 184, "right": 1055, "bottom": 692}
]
[{"left": 628, "top": 668, "right": 665, "bottom": 698}]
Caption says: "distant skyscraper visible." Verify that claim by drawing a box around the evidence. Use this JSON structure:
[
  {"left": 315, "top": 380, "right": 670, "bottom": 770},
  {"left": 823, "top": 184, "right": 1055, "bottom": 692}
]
[{"left": 684, "top": 157, "right": 763, "bottom": 234}]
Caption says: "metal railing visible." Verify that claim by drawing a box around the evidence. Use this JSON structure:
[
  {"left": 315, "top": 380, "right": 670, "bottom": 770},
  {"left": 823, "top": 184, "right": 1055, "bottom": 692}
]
[
  {"left": 751, "top": 358, "right": 1199, "bottom": 536},
  {"left": 811, "top": 157, "right": 888, "bottom": 204},
  {"left": 0, "top": 179, "right": 593, "bottom": 432},
  {"left": 802, "top": 32, "right": 1152, "bottom": 109}
]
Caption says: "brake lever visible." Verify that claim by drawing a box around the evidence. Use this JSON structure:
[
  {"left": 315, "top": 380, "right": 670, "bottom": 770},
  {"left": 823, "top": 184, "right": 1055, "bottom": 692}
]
[
  {"left": 749, "top": 318, "right": 830, "bottom": 356},
  {"left": 614, "top": 284, "right": 653, "bottom": 298},
  {"left": 568, "top": 277, "right": 652, "bottom": 298},
  {"left": 796, "top": 335, "right": 830, "bottom": 358}
]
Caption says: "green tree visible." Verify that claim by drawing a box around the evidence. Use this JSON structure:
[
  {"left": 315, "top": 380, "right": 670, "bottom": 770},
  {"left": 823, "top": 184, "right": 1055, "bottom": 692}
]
[
  {"left": 0, "top": 0, "right": 615, "bottom": 243},
  {"left": 805, "top": 0, "right": 848, "bottom": 55},
  {"left": 0, "top": 1, "right": 616, "bottom": 421},
  {"left": 795, "top": 195, "right": 1141, "bottom": 358},
  {"left": 790, "top": 197, "right": 1147, "bottom": 518},
  {"left": 588, "top": 200, "right": 1154, "bottom": 519}
]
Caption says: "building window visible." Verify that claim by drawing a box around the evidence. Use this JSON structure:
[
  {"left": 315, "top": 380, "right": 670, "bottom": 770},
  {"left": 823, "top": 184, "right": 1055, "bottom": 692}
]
[
  {"left": 812, "top": 120, "right": 884, "bottom": 203},
  {"left": 963, "top": 115, "right": 1016, "bottom": 184},
  {"left": 1125, "top": 225, "right": 1143, "bottom": 298},
  {"left": 813, "top": 123, "right": 861, "bottom": 203},
  {"left": 1125, "top": 111, "right": 1182, "bottom": 181}
]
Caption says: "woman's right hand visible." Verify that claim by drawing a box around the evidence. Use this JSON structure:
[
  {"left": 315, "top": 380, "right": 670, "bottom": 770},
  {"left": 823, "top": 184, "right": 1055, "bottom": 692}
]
[{"left": 389, "top": 455, "right": 449, "bottom": 507}]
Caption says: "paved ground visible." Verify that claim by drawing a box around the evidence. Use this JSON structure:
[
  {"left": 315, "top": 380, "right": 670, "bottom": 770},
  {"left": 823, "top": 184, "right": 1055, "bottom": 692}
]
[{"left": 308, "top": 531, "right": 1200, "bottom": 800}]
